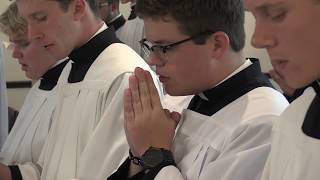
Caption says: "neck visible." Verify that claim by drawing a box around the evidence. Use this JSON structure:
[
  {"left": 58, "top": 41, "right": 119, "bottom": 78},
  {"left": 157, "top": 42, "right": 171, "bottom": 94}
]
[
  {"left": 75, "top": 8, "right": 104, "bottom": 49},
  {"left": 207, "top": 50, "right": 245, "bottom": 89}
]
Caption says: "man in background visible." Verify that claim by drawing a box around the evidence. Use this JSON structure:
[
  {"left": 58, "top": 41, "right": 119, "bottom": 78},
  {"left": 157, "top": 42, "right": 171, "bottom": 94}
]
[{"left": 98, "top": 0, "right": 126, "bottom": 32}]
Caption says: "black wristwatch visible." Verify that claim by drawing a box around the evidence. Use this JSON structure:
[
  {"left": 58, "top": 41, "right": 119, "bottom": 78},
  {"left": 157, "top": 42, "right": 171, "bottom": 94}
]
[{"left": 129, "top": 147, "right": 176, "bottom": 170}]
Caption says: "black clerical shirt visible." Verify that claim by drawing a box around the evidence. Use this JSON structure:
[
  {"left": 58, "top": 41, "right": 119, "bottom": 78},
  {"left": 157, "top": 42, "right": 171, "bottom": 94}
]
[{"left": 68, "top": 27, "right": 121, "bottom": 83}]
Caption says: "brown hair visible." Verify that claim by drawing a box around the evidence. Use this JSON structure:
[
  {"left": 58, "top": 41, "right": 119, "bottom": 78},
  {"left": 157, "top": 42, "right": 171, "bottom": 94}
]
[
  {"left": 0, "top": 2, "right": 27, "bottom": 37},
  {"left": 136, "top": 0, "right": 245, "bottom": 52}
]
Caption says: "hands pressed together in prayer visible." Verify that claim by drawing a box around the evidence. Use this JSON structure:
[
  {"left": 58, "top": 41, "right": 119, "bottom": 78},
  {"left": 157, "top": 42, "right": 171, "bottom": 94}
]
[{"left": 124, "top": 67, "right": 181, "bottom": 157}]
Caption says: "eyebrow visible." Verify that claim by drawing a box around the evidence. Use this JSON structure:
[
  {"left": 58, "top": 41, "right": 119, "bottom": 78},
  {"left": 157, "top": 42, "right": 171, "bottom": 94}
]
[{"left": 255, "top": 2, "right": 286, "bottom": 14}]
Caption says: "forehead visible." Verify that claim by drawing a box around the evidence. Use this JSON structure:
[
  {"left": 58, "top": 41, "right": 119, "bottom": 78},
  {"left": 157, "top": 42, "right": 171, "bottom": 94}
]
[
  {"left": 245, "top": 0, "right": 287, "bottom": 11},
  {"left": 17, "top": 0, "right": 61, "bottom": 18},
  {"left": 144, "top": 17, "right": 186, "bottom": 40}
]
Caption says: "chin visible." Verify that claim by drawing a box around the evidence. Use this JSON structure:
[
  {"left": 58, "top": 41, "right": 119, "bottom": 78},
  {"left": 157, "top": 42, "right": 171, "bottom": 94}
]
[
  {"left": 286, "top": 77, "right": 314, "bottom": 90},
  {"left": 27, "top": 74, "right": 40, "bottom": 80},
  {"left": 165, "top": 88, "right": 193, "bottom": 96},
  {"left": 165, "top": 89, "right": 182, "bottom": 96}
]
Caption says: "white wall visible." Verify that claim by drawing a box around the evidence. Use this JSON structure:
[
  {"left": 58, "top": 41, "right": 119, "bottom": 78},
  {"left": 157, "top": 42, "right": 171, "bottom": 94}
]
[{"left": 0, "top": 2, "right": 273, "bottom": 111}]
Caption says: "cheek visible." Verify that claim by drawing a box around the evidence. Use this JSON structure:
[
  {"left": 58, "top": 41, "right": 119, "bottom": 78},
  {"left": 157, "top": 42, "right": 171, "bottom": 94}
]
[{"left": 22, "top": 52, "right": 33, "bottom": 63}]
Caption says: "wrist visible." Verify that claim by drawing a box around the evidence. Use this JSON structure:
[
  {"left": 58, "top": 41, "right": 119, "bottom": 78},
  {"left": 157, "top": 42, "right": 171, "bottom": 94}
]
[
  {"left": 128, "top": 161, "right": 143, "bottom": 177},
  {"left": 0, "top": 163, "right": 12, "bottom": 180},
  {"left": 128, "top": 147, "right": 176, "bottom": 170}
]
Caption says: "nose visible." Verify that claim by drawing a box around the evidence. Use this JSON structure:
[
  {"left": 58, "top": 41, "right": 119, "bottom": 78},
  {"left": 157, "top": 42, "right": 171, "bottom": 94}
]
[
  {"left": 251, "top": 22, "right": 277, "bottom": 49},
  {"left": 28, "top": 23, "right": 44, "bottom": 41},
  {"left": 147, "top": 52, "right": 165, "bottom": 67},
  {"left": 12, "top": 46, "right": 23, "bottom": 60}
]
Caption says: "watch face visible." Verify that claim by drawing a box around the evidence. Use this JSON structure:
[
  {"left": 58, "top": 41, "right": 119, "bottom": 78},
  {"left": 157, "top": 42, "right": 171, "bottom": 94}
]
[{"left": 141, "top": 147, "right": 164, "bottom": 168}]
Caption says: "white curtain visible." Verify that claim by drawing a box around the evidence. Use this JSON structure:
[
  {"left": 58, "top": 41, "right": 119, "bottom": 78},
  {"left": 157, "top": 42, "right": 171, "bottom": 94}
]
[{"left": 0, "top": 41, "right": 8, "bottom": 149}]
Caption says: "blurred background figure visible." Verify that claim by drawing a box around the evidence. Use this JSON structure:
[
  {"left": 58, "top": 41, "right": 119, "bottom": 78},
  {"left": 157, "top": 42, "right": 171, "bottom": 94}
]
[
  {"left": 98, "top": 0, "right": 146, "bottom": 61},
  {"left": 121, "top": 0, "right": 136, "bottom": 20},
  {"left": 98, "top": 0, "right": 126, "bottom": 32},
  {"left": 119, "top": 0, "right": 145, "bottom": 60}
]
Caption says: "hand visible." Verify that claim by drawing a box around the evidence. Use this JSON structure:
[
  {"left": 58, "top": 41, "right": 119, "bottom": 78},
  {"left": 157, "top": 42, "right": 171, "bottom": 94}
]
[
  {"left": 0, "top": 163, "right": 12, "bottom": 180},
  {"left": 124, "top": 67, "right": 181, "bottom": 156},
  {"left": 269, "top": 69, "right": 296, "bottom": 96}
]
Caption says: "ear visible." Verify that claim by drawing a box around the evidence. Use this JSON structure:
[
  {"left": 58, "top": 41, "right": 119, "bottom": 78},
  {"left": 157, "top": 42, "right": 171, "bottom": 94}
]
[
  {"left": 208, "top": 31, "right": 230, "bottom": 59},
  {"left": 73, "top": 0, "right": 86, "bottom": 21}
]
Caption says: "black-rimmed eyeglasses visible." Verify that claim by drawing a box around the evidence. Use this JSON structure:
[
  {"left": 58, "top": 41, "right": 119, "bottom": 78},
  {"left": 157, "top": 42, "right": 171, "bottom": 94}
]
[{"left": 140, "top": 31, "right": 213, "bottom": 63}]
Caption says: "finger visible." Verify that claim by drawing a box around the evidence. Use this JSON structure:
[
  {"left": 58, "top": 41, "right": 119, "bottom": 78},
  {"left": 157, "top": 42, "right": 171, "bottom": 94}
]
[
  {"left": 124, "top": 88, "right": 134, "bottom": 124},
  {"left": 123, "top": 89, "right": 133, "bottom": 143},
  {"left": 134, "top": 67, "right": 152, "bottom": 111},
  {"left": 145, "top": 70, "right": 162, "bottom": 108},
  {"left": 129, "top": 75, "right": 143, "bottom": 114}
]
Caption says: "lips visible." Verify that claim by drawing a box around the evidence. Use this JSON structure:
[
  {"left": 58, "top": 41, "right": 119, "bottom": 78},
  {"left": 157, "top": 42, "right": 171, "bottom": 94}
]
[
  {"left": 270, "top": 58, "right": 289, "bottom": 79},
  {"left": 156, "top": 72, "right": 170, "bottom": 83},
  {"left": 272, "top": 59, "right": 288, "bottom": 71},
  {"left": 44, "top": 44, "right": 53, "bottom": 49},
  {"left": 159, "top": 76, "right": 170, "bottom": 83}
]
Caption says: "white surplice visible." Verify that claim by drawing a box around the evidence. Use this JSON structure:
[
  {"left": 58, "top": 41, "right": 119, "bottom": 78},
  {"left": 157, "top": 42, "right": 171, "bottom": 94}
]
[
  {"left": 261, "top": 87, "right": 320, "bottom": 180},
  {"left": 0, "top": 43, "right": 8, "bottom": 149},
  {"left": 19, "top": 43, "right": 161, "bottom": 180},
  {"left": 0, "top": 80, "right": 58, "bottom": 164},
  {"left": 154, "top": 87, "right": 289, "bottom": 180}
]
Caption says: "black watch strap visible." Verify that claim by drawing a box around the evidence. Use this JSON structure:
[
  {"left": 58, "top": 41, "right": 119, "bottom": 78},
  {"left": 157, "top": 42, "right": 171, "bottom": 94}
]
[
  {"left": 129, "top": 147, "right": 176, "bottom": 169},
  {"left": 127, "top": 148, "right": 177, "bottom": 180},
  {"left": 129, "top": 149, "right": 143, "bottom": 166},
  {"left": 8, "top": 165, "right": 23, "bottom": 180}
]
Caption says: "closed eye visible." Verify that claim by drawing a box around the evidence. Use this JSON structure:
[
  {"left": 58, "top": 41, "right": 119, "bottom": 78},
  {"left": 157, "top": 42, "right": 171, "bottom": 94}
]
[
  {"left": 31, "top": 13, "right": 47, "bottom": 22},
  {"left": 270, "top": 11, "right": 287, "bottom": 22}
]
